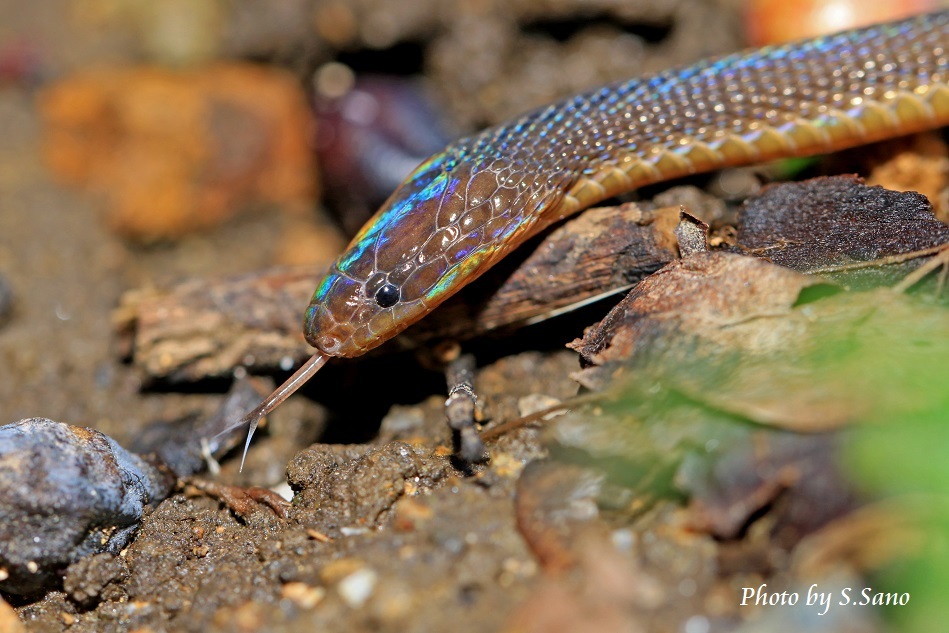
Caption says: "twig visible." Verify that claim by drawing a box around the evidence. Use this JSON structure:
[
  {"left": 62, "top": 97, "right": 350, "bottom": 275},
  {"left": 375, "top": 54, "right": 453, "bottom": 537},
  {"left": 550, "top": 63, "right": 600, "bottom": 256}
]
[
  {"left": 444, "top": 353, "right": 487, "bottom": 463},
  {"left": 804, "top": 244, "right": 946, "bottom": 275},
  {"left": 479, "top": 392, "right": 606, "bottom": 442},
  {"left": 891, "top": 245, "right": 949, "bottom": 294}
]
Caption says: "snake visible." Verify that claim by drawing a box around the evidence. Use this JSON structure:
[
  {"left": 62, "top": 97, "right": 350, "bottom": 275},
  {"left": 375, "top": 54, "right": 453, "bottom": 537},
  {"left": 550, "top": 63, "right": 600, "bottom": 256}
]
[{"left": 230, "top": 10, "right": 949, "bottom": 466}]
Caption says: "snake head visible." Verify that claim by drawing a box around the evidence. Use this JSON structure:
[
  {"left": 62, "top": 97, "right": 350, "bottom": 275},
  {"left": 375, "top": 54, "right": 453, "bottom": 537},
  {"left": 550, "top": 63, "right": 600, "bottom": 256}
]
[{"left": 304, "top": 150, "right": 566, "bottom": 357}]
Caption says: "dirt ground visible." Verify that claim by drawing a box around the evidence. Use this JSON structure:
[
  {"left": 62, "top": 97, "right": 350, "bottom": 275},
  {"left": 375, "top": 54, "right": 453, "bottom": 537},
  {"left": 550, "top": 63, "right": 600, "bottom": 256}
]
[{"left": 1, "top": 2, "right": 946, "bottom": 632}]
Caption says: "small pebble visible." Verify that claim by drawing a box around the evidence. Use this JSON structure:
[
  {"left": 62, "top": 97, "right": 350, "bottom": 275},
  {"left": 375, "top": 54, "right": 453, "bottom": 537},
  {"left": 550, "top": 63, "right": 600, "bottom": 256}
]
[
  {"left": 337, "top": 568, "right": 377, "bottom": 608},
  {"left": 281, "top": 582, "right": 326, "bottom": 610},
  {"left": 0, "top": 419, "right": 172, "bottom": 596}
]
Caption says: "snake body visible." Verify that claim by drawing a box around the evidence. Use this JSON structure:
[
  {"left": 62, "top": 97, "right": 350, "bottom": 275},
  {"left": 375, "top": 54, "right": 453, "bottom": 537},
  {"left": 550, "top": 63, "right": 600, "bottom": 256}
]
[
  {"left": 303, "top": 11, "right": 949, "bottom": 358},
  {"left": 231, "top": 11, "right": 949, "bottom": 464}
]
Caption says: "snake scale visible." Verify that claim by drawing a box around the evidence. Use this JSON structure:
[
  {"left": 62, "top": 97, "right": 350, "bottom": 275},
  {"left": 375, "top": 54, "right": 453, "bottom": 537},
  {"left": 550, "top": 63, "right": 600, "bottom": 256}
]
[{"left": 231, "top": 11, "right": 949, "bottom": 463}]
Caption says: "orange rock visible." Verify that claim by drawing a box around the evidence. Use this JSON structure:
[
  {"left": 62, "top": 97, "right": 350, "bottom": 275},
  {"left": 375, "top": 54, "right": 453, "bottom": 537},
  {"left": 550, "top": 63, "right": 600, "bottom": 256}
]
[{"left": 39, "top": 64, "right": 318, "bottom": 241}]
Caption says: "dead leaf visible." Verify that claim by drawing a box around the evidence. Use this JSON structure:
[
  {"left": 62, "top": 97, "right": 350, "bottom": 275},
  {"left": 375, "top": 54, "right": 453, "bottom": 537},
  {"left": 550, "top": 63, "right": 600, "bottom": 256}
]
[{"left": 737, "top": 175, "right": 949, "bottom": 285}]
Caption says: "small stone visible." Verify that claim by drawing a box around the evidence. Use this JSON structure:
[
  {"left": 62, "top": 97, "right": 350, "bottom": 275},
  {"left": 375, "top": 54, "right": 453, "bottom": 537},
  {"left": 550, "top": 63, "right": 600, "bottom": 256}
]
[
  {"left": 337, "top": 567, "right": 377, "bottom": 608},
  {"left": 281, "top": 582, "right": 326, "bottom": 610}
]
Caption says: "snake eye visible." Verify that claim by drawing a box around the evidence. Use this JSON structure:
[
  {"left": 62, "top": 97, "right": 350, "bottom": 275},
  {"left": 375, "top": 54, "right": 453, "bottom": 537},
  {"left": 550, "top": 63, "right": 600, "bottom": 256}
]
[{"left": 374, "top": 283, "right": 400, "bottom": 308}]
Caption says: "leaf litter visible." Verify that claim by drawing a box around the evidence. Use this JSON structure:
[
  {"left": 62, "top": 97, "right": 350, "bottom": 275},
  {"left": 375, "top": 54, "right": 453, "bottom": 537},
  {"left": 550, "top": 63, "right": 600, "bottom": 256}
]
[{"left": 513, "top": 175, "right": 949, "bottom": 632}]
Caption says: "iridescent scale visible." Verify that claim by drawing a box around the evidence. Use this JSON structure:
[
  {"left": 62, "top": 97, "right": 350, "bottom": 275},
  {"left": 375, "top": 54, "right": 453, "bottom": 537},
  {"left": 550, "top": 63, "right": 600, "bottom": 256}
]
[
  {"left": 305, "top": 11, "right": 949, "bottom": 357},
  {"left": 449, "top": 11, "right": 949, "bottom": 215}
]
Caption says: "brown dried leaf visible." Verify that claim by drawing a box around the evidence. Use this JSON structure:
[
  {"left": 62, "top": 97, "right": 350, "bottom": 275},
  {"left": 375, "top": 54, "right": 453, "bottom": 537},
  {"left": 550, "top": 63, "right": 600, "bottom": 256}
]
[
  {"left": 679, "top": 432, "right": 854, "bottom": 540},
  {"left": 572, "top": 248, "right": 949, "bottom": 432},
  {"left": 571, "top": 251, "right": 832, "bottom": 373},
  {"left": 737, "top": 175, "right": 949, "bottom": 283}
]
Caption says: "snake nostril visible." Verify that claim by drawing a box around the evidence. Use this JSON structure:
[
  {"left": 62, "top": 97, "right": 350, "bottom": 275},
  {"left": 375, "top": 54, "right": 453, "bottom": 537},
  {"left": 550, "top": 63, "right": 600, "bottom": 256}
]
[
  {"left": 317, "top": 334, "right": 340, "bottom": 353},
  {"left": 374, "top": 283, "right": 400, "bottom": 308}
]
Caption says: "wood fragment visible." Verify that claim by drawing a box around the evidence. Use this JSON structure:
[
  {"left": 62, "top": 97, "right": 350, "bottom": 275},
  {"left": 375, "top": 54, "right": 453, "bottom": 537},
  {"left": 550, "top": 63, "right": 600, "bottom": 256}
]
[
  {"left": 673, "top": 210, "right": 709, "bottom": 256},
  {"left": 121, "top": 203, "right": 682, "bottom": 380},
  {"left": 444, "top": 353, "right": 486, "bottom": 463}
]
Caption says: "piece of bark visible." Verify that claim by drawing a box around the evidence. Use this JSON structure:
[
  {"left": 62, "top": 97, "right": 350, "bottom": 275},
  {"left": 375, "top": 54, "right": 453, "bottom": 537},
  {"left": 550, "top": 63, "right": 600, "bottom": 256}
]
[
  {"left": 673, "top": 210, "right": 710, "bottom": 256},
  {"left": 412, "top": 202, "right": 682, "bottom": 342},
  {"left": 851, "top": 132, "right": 949, "bottom": 222},
  {"left": 570, "top": 252, "right": 830, "bottom": 375},
  {"left": 573, "top": 178, "right": 949, "bottom": 381},
  {"left": 737, "top": 175, "right": 949, "bottom": 285},
  {"left": 120, "top": 203, "right": 682, "bottom": 381},
  {"left": 116, "top": 268, "right": 321, "bottom": 381}
]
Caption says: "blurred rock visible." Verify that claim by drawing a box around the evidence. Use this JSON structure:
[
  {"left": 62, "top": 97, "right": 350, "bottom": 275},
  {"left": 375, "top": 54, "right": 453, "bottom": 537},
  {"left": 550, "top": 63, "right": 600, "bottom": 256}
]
[
  {"left": 307, "top": 0, "right": 741, "bottom": 127},
  {"left": 136, "top": 0, "right": 225, "bottom": 65},
  {"left": 39, "top": 63, "right": 317, "bottom": 241},
  {"left": 312, "top": 73, "right": 454, "bottom": 235},
  {"left": 0, "top": 419, "right": 172, "bottom": 596}
]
